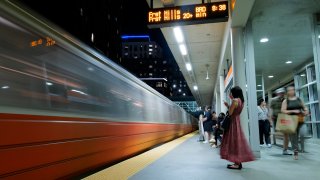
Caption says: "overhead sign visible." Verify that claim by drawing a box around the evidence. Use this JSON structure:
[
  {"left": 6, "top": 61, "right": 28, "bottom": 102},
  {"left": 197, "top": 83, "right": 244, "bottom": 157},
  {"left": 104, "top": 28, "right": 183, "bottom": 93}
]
[{"left": 147, "top": 1, "right": 228, "bottom": 28}]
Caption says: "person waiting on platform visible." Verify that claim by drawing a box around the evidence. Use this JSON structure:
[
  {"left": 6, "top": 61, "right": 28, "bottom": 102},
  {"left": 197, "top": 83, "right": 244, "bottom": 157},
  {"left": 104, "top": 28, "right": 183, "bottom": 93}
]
[
  {"left": 257, "top": 99, "right": 272, "bottom": 148},
  {"left": 220, "top": 86, "right": 255, "bottom": 170},
  {"left": 270, "top": 88, "right": 291, "bottom": 155},
  {"left": 212, "top": 112, "right": 225, "bottom": 148},
  {"left": 281, "top": 86, "right": 308, "bottom": 160},
  {"left": 201, "top": 106, "right": 213, "bottom": 144}
]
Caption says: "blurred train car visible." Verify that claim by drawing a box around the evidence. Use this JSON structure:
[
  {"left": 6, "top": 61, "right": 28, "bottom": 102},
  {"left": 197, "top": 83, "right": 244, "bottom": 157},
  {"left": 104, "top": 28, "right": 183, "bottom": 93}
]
[{"left": 0, "top": 1, "right": 197, "bottom": 179}]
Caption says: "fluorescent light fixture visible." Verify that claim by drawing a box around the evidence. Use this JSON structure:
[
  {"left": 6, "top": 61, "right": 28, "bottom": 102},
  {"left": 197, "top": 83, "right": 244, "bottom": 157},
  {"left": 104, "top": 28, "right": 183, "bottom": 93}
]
[
  {"left": 260, "top": 38, "right": 269, "bottom": 43},
  {"left": 257, "top": 84, "right": 262, "bottom": 87},
  {"left": 186, "top": 63, "right": 192, "bottom": 71},
  {"left": 173, "top": 27, "right": 184, "bottom": 43},
  {"left": 286, "top": 61, "right": 292, "bottom": 64},
  {"left": 46, "top": 82, "right": 53, "bottom": 86},
  {"left": 179, "top": 44, "right": 187, "bottom": 55},
  {"left": 268, "top": 75, "right": 274, "bottom": 78},
  {"left": 1, "top": 86, "right": 9, "bottom": 89},
  {"left": 300, "top": 74, "right": 306, "bottom": 77},
  {"left": 193, "top": 85, "right": 198, "bottom": 91}
]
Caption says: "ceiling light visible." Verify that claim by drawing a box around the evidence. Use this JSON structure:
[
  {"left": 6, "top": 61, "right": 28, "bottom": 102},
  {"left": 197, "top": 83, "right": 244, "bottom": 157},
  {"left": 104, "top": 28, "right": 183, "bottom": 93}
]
[
  {"left": 286, "top": 61, "right": 292, "bottom": 64},
  {"left": 193, "top": 85, "right": 198, "bottom": 91},
  {"left": 87, "top": 67, "right": 94, "bottom": 71},
  {"left": 1, "top": 86, "right": 9, "bottom": 89},
  {"left": 178, "top": 89, "right": 181, "bottom": 92},
  {"left": 179, "top": 44, "right": 187, "bottom": 55},
  {"left": 268, "top": 75, "right": 274, "bottom": 78},
  {"left": 257, "top": 84, "right": 262, "bottom": 87},
  {"left": 300, "top": 74, "right": 306, "bottom": 77},
  {"left": 173, "top": 84, "right": 176, "bottom": 88},
  {"left": 173, "top": 27, "right": 184, "bottom": 43},
  {"left": 186, "top": 63, "right": 192, "bottom": 71},
  {"left": 46, "top": 82, "right": 53, "bottom": 86},
  {"left": 183, "top": 93, "right": 186, "bottom": 96},
  {"left": 260, "top": 38, "right": 269, "bottom": 43}
]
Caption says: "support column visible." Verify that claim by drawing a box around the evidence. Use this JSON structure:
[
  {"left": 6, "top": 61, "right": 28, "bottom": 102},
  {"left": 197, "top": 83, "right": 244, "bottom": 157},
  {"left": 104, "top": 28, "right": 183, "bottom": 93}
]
[
  {"left": 215, "top": 91, "right": 221, "bottom": 113},
  {"left": 244, "top": 21, "right": 260, "bottom": 157},
  {"left": 219, "top": 76, "right": 227, "bottom": 113},
  {"left": 230, "top": 27, "right": 249, "bottom": 140}
]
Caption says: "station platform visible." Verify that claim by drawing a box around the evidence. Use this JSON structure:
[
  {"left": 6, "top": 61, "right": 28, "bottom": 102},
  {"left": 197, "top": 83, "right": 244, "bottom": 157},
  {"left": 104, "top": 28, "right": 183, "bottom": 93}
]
[{"left": 84, "top": 132, "right": 320, "bottom": 180}]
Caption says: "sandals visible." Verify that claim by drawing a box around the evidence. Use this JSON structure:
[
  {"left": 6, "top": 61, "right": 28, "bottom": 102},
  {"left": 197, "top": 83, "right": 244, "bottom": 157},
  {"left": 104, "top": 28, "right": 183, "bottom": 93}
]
[{"left": 227, "top": 163, "right": 242, "bottom": 170}]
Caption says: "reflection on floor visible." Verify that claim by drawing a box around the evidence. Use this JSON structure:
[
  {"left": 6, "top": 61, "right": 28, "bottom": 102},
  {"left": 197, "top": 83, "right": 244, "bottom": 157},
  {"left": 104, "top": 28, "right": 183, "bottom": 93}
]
[{"left": 130, "top": 133, "right": 320, "bottom": 180}]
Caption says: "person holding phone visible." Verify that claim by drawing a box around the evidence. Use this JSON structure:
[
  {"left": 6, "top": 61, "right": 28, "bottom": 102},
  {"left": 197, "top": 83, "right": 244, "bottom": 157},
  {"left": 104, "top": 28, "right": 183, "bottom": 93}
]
[{"left": 220, "top": 86, "right": 255, "bottom": 170}]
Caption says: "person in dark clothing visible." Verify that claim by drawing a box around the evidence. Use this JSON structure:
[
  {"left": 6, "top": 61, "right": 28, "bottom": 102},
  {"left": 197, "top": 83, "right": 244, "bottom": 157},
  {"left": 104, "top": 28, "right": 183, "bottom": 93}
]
[
  {"left": 212, "top": 112, "right": 225, "bottom": 148},
  {"left": 281, "top": 86, "right": 308, "bottom": 160},
  {"left": 202, "top": 106, "right": 213, "bottom": 143}
]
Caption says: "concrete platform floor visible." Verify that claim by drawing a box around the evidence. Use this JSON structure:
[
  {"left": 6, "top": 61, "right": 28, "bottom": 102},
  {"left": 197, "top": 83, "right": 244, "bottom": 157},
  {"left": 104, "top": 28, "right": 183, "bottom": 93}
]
[{"left": 130, "top": 134, "right": 320, "bottom": 180}]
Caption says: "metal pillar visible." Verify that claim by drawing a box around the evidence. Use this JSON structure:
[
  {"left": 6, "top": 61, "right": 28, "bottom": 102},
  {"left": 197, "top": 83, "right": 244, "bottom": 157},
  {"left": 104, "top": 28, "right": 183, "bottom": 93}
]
[
  {"left": 230, "top": 27, "right": 249, "bottom": 140},
  {"left": 244, "top": 21, "right": 260, "bottom": 157},
  {"left": 219, "top": 75, "right": 227, "bottom": 113}
]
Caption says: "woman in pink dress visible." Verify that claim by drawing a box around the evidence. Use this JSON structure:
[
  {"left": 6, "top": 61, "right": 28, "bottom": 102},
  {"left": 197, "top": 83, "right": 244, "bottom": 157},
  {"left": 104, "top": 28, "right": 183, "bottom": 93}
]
[{"left": 220, "top": 86, "right": 255, "bottom": 170}]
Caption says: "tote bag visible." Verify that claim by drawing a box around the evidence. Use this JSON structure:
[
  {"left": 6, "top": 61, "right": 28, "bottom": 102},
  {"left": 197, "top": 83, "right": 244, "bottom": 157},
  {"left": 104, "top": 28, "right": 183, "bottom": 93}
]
[{"left": 276, "top": 113, "right": 298, "bottom": 134}]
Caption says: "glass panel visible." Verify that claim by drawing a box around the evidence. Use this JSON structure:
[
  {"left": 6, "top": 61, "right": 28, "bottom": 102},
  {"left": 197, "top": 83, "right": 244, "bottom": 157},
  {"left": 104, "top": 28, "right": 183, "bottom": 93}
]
[
  {"left": 303, "top": 123, "right": 313, "bottom": 137},
  {"left": 297, "top": 70, "right": 308, "bottom": 86},
  {"left": 313, "top": 103, "right": 320, "bottom": 122},
  {"left": 311, "top": 84, "right": 318, "bottom": 102},
  {"left": 309, "top": 65, "right": 317, "bottom": 82},
  {"left": 299, "top": 87, "right": 309, "bottom": 103},
  {"left": 317, "top": 123, "right": 320, "bottom": 138},
  {"left": 256, "top": 76, "right": 263, "bottom": 90}
]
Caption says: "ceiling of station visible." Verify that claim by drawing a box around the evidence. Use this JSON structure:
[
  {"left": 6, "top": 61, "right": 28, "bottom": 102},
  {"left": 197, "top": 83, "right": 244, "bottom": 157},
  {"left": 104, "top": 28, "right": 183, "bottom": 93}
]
[
  {"left": 146, "top": 0, "right": 227, "bottom": 106},
  {"left": 161, "top": 22, "right": 226, "bottom": 106},
  {"left": 250, "top": 0, "right": 320, "bottom": 90}
]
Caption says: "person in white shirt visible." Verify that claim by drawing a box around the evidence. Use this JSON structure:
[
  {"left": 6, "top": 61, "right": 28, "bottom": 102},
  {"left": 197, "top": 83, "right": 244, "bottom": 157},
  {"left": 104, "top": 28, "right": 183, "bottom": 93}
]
[{"left": 257, "top": 99, "right": 272, "bottom": 148}]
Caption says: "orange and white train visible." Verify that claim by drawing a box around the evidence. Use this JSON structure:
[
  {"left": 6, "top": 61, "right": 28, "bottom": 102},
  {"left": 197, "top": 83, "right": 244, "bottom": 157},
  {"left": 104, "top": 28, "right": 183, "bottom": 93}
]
[{"left": 0, "top": 1, "right": 196, "bottom": 179}]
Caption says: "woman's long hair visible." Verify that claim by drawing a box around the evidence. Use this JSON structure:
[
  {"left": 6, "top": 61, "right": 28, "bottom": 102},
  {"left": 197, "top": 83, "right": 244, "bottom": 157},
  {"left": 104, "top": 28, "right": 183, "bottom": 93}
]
[{"left": 230, "top": 86, "right": 245, "bottom": 103}]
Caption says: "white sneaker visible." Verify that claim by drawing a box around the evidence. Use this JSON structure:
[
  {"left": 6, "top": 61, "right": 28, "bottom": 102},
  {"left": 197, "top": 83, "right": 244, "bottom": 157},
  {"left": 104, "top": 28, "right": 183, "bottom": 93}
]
[
  {"left": 267, "top": 144, "right": 272, "bottom": 148},
  {"left": 259, "top": 144, "right": 264, "bottom": 147},
  {"left": 203, "top": 141, "right": 209, "bottom": 144},
  {"left": 209, "top": 139, "right": 216, "bottom": 143}
]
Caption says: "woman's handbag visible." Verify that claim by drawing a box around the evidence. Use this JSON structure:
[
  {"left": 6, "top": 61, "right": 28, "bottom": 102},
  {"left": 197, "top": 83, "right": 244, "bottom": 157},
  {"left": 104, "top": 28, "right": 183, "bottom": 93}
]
[
  {"left": 221, "top": 112, "right": 231, "bottom": 132},
  {"left": 276, "top": 113, "right": 299, "bottom": 134},
  {"left": 298, "top": 114, "right": 305, "bottom": 123}
]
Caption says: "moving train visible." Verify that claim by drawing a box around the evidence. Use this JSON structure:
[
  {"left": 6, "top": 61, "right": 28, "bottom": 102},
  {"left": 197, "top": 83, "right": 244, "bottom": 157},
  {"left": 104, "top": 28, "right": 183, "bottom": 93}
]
[{"left": 0, "top": 1, "right": 196, "bottom": 179}]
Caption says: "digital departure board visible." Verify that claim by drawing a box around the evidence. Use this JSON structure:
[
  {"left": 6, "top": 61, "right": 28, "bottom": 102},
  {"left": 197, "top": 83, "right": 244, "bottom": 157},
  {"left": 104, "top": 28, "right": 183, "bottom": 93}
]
[{"left": 147, "top": 1, "right": 228, "bottom": 28}]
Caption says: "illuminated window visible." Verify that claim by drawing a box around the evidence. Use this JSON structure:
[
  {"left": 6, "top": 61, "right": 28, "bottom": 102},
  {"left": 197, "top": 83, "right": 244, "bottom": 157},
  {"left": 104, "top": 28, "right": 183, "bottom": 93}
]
[
  {"left": 91, "top": 33, "right": 94, "bottom": 42},
  {"left": 149, "top": 73, "right": 153, "bottom": 76},
  {"left": 80, "top": 8, "right": 83, "bottom": 16},
  {"left": 156, "top": 82, "right": 163, "bottom": 87},
  {"left": 149, "top": 65, "right": 153, "bottom": 68}
]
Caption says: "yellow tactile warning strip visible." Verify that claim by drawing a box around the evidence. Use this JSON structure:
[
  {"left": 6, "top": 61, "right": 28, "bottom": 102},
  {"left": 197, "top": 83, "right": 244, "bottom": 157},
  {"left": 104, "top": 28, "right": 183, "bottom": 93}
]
[{"left": 83, "top": 132, "right": 196, "bottom": 180}]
